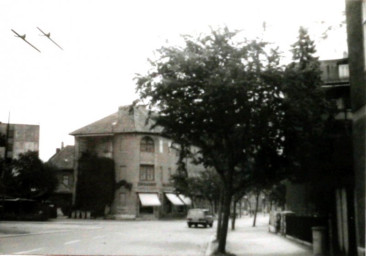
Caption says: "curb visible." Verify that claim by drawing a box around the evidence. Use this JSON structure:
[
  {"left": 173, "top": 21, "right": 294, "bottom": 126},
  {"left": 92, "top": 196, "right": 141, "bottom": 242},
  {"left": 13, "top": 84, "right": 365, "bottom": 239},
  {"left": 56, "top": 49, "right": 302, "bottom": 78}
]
[
  {"left": 205, "top": 234, "right": 218, "bottom": 256},
  {"left": 285, "top": 234, "right": 312, "bottom": 248}
]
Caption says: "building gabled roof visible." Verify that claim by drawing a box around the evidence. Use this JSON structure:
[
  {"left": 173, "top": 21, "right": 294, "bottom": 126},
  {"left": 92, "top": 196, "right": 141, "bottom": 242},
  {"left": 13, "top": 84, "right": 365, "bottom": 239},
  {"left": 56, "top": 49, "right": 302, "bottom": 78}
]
[
  {"left": 70, "top": 113, "right": 118, "bottom": 136},
  {"left": 70, "top": 105, "right": 162, "bottom": 136},
  {"left": 48, "top": 145, "right": 75, "bottom": 170}
]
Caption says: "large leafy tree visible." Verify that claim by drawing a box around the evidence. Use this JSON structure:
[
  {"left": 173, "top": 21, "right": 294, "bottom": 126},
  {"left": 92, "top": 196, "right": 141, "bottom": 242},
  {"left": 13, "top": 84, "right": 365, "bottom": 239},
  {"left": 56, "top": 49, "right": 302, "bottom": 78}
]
[
  {"left": 136, "top": 28, "right": 285, "bottom": 253},
  {"left": 281, "top": 27, "right": 345, "bottom": 220},
  {"left": 171, "top": 168, "right": 220, "bottom": 210},
  {"left": 75, "top": 152, "right": 116, "bottom": 217},
  {"left": 9, "top": 151, "right": 58, "bottom": 199},
  {"left": 0, "top": 133, "right": 6, "bottom": 147},
  {"left": 283, "top": 27, "right": 336, "bottom": 186},
  {"left": 0, "top": 157, "right": 12, "bottom": 196}
]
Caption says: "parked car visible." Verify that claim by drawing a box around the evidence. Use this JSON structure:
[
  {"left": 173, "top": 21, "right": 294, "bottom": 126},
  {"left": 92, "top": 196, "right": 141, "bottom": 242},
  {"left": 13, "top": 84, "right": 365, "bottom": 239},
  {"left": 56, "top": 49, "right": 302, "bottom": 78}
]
[
  {"left": 187, "top": 208, "right": 214, "bottom": 228},
  {"left": 0, "top": 197, "right": 49, "bottom": 221}
]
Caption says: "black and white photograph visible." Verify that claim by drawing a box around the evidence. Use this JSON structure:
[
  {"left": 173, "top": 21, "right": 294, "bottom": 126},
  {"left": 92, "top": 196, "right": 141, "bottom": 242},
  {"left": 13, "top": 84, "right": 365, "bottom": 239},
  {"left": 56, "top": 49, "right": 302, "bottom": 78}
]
[{"left": 0, "top": 0, "right": 364, "bottom": 256}]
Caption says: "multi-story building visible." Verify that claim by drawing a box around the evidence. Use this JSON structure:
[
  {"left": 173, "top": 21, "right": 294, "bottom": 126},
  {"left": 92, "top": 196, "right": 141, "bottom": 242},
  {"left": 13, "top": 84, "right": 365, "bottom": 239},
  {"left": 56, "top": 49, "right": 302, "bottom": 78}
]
[
  {"left": 0, "top": 122, "right": 39, "bottom": 159},
  {"left": 284, "top": 58, "right": 358, "bottom": 255},
  {"left": 345, "top": 1, "right": 366, "bottom": 255},
  {"left": 70, "top": 105, "right": 201, "bottom": 219},
  {"left": 47, "top": 144, "right": 75, "bottom": 216}
]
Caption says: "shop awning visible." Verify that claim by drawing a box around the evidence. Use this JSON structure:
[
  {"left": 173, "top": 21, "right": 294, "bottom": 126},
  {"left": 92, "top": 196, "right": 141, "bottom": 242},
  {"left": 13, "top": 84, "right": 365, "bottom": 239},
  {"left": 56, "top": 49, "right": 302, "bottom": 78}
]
[
  {"left": 138, "top": 193, "right": 161, "bottom": 206},
  {"left": 178, "top": 195, "right": 192, "bottom": 205},
  {"left": 165, "top": 193, "right": 185, "bottom": 206}
]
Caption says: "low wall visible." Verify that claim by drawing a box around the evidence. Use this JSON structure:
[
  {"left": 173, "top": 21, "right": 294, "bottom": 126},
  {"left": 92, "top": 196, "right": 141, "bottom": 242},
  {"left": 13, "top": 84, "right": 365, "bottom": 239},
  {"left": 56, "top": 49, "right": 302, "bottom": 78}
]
[{"left": 285, "top": 215, "right": 328, "bottom": 243}]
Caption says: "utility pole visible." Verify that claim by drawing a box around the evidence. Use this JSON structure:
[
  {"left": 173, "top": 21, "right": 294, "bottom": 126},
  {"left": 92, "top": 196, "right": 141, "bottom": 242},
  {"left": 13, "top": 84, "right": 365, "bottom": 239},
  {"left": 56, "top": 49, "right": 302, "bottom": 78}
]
[{"left": 4, "top": 113, "right": 10, "bottom": 163}]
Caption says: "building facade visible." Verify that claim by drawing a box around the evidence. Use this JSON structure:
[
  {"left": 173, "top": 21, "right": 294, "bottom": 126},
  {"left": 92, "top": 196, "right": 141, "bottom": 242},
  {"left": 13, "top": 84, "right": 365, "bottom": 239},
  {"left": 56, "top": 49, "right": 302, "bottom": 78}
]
[
  {"left": 47, "top": 144, "right": 75, "bottom": 216},
  {"left": 345, "top": 1, "right": 366, "bottom": 255},
  {"left": 284, "top": 58, "right": 358, "bottom": 255},
  {"left": 70, "top": 105, "right": 201, "bottom": 219},
  {"left": 0, "top": 122, "right": 39, "bottom": 159}
]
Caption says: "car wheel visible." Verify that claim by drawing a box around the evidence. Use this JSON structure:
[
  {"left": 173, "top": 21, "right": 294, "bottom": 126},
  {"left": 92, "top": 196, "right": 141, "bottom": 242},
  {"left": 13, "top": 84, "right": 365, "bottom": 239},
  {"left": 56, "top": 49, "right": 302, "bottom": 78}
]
[
  {"left": 203, "top": 224, "right": 207, "bottom": 228},
  {"left": 195, "top": 224, "right": 198, "bottom": 228},
  {"left": 209, "top": 223, "right": 213, "bottom": 228},
  {"left": 188, "top": 223, "right": 192, "bottom": 228}
]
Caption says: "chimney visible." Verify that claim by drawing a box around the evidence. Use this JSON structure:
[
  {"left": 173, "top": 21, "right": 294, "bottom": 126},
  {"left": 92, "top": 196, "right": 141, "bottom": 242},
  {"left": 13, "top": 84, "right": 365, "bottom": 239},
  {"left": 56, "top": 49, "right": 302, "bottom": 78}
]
[
  {"left": 56, "top": 148, "right": 60, "bottom": 154},
  {"left": 61, "top": 142, "right": 64, "bottom": 149}
]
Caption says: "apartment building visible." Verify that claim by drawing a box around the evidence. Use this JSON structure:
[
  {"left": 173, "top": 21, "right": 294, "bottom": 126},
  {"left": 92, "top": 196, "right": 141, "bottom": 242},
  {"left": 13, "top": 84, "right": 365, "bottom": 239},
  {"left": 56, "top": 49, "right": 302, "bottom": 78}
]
[{"left": 70, "top": 105, "right": 200, "bottom": 219}]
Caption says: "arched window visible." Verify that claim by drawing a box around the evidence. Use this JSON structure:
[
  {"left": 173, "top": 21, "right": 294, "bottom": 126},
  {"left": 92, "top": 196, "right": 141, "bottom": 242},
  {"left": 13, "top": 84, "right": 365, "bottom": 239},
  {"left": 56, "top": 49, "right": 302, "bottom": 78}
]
[{"left": 140, "top": 136, "right": 154, "bottom": 153}]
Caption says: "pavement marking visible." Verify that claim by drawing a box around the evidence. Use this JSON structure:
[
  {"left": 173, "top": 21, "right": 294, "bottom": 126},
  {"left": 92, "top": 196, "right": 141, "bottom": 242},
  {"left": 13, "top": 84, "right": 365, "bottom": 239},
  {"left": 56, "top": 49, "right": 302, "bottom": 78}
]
[
  {"left": 93, "top": 235, "right": 106, "bottom": 239},
  {"left": 13, "top": 247, "right": 44, "bottom": 254},
  {"left": 0, "top": 229, "right": 71, "bottom": 238},
  {"left": 64, "top": 239, "right": 80, "bottom": 245}
]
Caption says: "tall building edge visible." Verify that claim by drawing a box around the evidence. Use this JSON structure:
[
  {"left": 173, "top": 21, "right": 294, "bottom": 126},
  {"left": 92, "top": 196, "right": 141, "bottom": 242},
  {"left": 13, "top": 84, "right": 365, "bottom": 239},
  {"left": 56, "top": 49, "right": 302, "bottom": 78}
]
[{"left": 345, "top": 0, "right": 366, "bottom": 255}]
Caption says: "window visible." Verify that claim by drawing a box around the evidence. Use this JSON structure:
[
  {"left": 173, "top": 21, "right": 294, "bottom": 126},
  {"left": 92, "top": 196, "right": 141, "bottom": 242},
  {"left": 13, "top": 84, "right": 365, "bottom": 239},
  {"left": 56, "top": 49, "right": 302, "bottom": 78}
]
[
  {"left": 159, "top": 139, "right": 163, "bottom": 153},
  {"left": 140, "top": 204, "right": 154, "bottom": 214},
  {"left": 63, "top": 175, "right": 69, "bottom": 186},
  {"left": 168, "top": 141, "right": 172, "bottom": 153},
  {"left": 140, "top": 137, "right": 154, "bottom": 153},
  {"left": 336, "top": 98, "right": 345, "bottom": 110},
  {"left": 338, "top": 64, "right": 349, "bottom": 78},
  {"left": 140, "top": 165, "right": 154, "bottom": 181}
]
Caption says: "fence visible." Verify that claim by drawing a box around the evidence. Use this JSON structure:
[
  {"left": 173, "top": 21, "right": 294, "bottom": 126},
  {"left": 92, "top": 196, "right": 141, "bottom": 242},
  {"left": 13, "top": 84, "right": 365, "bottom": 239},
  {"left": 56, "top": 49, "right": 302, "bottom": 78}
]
[{"left": 285, "top": 215, "right": 328, "bottom": 243}]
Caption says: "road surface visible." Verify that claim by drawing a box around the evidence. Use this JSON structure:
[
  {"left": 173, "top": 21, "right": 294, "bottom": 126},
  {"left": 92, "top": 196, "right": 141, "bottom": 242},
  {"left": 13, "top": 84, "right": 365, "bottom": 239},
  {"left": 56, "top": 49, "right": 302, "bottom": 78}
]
[{"left": 0, "top": 219, "right": 215, "bottom": 255}]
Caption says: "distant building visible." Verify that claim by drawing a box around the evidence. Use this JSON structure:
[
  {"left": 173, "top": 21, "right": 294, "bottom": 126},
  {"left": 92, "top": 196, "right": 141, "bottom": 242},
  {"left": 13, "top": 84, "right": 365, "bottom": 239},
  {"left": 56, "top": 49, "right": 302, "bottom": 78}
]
[
  {"left": 47, "top": 144, "right": 75, "bottom": 216},
  {"left": 70, "top": 105, "right": 202, "bottom": 219},
  {"left": 0, "top": 122, "right": 39, "bottom": 159}
]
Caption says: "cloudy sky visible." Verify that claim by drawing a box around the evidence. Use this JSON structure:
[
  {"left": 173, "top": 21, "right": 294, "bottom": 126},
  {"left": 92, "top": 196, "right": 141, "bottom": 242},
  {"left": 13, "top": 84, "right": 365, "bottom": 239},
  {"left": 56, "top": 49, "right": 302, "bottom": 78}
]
[{"left": 0, "top": 0, "right": 347, "bottom": 161}]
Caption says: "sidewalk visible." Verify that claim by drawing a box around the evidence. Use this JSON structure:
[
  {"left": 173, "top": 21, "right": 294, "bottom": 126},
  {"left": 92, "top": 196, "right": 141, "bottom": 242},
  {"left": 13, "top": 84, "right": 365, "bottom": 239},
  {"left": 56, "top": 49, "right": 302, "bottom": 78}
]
[{"left": 207, "top": 215, "right": 313, "bottom": 256}]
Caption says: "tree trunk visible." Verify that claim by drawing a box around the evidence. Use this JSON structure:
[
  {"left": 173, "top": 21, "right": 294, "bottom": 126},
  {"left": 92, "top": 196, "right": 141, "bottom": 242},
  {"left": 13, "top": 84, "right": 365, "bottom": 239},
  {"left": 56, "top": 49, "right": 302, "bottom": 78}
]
[
  {"left": 239, "top": 200, "right": 242, "bottom": 218},
  {"left": 217, "top": 189, "right": 232, "bottom": 253},
  {"left": 252, "top": 190, "right": 260, "bottom": 227},
  {"left": 214, "top": 198, "right": 217, "bottom": 213},
  {"left": 246, "top": 198, "right": 252, "bottom": 216},
  {"left": 209, "top": 199, "right": 214, "bottom": 213},
  {"left": 231, "top": 200, "right": 237, "bottom": 230},
  {"left": 269, "top": 200, "right": 273, "bottom": 212},
  {"left": 216, "top": 191, "right": 224, "bottom": 241}
]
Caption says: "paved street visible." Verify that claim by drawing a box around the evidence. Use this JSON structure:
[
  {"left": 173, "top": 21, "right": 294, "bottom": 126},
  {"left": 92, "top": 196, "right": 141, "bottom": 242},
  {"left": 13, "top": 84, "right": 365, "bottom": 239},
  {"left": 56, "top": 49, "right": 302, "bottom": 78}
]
[{"left": 0, "top": 219, "right": 215, "bottom": 255}]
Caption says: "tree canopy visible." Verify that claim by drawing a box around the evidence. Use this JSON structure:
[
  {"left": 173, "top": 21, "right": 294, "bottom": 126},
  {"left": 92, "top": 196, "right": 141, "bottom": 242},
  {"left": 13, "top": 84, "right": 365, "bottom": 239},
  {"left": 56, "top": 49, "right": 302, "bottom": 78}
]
[
  {"left": 1, "top": 151, "right": 58, "bottom": 199},
  {"left": 282, "top": 27, "right": 337, "bottom": 183},
  {"left": 136, "top": 27, "right": 286, "bottom": 253},
  {"left": 171, "top": 167, "right": 220, "bottom": 210},
  {"left": 75, "top": 152, "right": 116, "bottom": 216}
]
